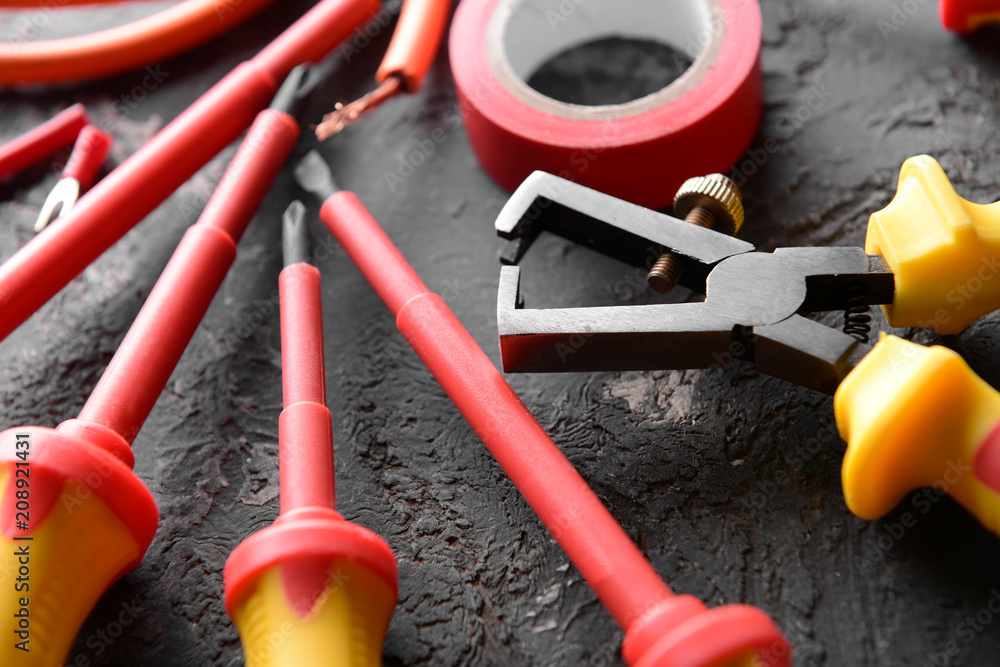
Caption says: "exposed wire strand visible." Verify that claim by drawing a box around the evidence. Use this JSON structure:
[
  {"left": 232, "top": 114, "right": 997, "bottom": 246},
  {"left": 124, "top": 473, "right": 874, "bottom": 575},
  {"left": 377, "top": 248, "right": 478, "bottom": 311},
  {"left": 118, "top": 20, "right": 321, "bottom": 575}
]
[
  {"left": 315, "top": 76, "right": 403, "bottom": 140},
  {"left": 314, "top": 0, "right": 451, "bottom": 140}
]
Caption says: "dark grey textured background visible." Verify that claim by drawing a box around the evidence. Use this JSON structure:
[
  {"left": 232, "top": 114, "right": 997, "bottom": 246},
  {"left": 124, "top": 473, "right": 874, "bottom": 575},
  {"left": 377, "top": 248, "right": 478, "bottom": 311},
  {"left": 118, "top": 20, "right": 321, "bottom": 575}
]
[{"left": 2, "top": 1, "right": 1000, "bottom": 665}]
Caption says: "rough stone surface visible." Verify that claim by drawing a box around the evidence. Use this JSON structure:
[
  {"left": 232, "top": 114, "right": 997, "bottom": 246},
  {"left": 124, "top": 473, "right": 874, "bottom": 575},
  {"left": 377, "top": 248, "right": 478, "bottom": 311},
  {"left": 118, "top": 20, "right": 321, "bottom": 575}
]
[{"left": 2, "top": 1, "right": 1000, "bottom": 666}]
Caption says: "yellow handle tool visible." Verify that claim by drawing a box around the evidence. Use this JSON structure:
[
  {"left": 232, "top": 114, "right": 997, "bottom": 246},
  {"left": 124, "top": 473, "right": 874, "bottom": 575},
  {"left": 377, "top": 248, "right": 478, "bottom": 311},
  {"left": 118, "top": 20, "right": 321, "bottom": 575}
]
[
  {"left": 837, "top": 155, "right": 1000, "bottom": 534},
  {"left": 226, "top": 508, "right": 398, "bottom": 667},
  {"left": 836, "top": 334, "right": 1000, "bottom": 534},
  {"left": 866, "top": 154, "right": 1000, "bottom": 335},
  {"left": 0, "top": 423, "right": 158, "bottom": 667}
]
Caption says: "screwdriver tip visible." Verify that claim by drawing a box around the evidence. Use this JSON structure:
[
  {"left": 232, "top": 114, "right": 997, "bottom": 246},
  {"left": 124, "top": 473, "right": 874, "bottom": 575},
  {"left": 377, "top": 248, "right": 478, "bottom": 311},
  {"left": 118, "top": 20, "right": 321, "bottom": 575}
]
[
  {"left": 283, "top": 200, "right": 310, "bottom": 267},
  {"left": 270, "top": 64, "right": 324, "bottom": 117},
  {"left": 294, "top": 150, "right": 339, "bottom": 202}
]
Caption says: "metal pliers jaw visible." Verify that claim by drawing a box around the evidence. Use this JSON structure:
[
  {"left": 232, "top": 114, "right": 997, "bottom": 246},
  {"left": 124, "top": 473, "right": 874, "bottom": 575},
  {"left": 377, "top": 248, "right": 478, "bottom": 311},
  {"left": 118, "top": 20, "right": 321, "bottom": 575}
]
[{"left": 495, "top": 172, "right": 895, "bottom": 395}]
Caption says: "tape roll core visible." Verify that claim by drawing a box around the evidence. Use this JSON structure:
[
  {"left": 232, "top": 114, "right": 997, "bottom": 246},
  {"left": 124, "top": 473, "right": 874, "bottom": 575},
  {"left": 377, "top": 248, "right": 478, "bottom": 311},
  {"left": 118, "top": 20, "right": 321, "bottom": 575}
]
[{"left": 451, "top": 0, "right": 763, "bottom": 209}]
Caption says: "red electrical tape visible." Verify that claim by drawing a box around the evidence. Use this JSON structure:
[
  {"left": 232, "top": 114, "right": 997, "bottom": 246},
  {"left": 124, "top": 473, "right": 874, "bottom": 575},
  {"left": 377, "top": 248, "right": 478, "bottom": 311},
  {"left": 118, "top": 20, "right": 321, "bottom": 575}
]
[{"left": 450, "top": 0, "right": 763, "bottom": 210}]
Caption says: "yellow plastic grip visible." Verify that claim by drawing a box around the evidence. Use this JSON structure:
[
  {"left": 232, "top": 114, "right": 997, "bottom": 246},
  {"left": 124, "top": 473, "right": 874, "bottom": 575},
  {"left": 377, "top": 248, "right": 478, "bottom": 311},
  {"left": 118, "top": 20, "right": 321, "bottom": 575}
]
[
  {"left": 0, "top": 467, "right": 143, "bottom": 666},
  {"left": 866, "top": 155, "right": 1000, "bottom": 335},
  {"left": 232, "top": 559, "right": 396, "bottom": 667},
  {"left": 835, "top": 335, "right": 1000, "bottom": 534}
]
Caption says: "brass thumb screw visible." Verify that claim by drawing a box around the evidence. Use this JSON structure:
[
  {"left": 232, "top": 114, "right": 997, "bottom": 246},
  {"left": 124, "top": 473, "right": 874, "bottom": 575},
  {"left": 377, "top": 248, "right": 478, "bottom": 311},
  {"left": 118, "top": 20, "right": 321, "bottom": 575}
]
[{"left": 647, "top": 174, "right": 745, "bottom": 294}]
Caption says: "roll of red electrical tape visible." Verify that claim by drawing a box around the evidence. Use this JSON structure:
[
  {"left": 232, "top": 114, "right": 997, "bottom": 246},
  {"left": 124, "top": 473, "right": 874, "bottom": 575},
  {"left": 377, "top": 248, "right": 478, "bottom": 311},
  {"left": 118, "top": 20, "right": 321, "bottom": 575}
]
[{"left": 450, "top": 0, "right": 763, "bottom": 210}]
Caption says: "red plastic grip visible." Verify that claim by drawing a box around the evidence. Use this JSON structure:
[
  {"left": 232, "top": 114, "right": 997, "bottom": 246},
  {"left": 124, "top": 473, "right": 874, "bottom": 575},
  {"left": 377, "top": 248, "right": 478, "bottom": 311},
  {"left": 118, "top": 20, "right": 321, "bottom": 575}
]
[
  {"left": 941, "top": 0, "right": 1000, "bottom": 32},
  {"left": 376, "top": 0, "right": 452, "bottom": 92},
  {"left": 0, "top": 0, "right": 378, "bottom": 342},
  {"left": 77, "top": 110, "right": 300, "bottom": 444},
  {"left": 63, "top": 125, "right": 112, "bottom": 191},
  {"left": 278, "top": 263, "right": 336, "bottom": 513},
  {"left": 318, "top": 192, "right": 792, "bottom": 666},
  {"left": 319, "top": 194, "right": 430, "bottom": 317},
  {"left": 974, "top": 420, "right": 1000, "bottom": 494},
  {"left": 398, "top": 291, "right": 676, "bottom": 624},
  {"left": 0, "top": 103, "right": 88, "bottom": 183},
  {"left": 225, "top": 236, "right": 398, "bottom": 623},
  {"left": 320, "top": 192, "right": 670, "bottom": 624}
]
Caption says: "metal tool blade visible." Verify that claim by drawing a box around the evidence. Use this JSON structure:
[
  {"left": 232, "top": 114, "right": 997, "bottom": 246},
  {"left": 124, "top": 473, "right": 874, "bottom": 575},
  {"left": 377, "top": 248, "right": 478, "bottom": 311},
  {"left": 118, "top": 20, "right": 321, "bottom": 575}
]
[{"left": 33, "top": 177, "right": 80, "bottom": 233}]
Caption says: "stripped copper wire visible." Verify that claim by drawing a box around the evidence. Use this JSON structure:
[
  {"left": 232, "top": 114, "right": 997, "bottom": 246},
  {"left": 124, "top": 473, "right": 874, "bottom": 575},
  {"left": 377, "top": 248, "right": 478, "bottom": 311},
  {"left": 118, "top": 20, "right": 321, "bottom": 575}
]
[{"left": 315, "top": 76, "right": 403, "bottom": 140}]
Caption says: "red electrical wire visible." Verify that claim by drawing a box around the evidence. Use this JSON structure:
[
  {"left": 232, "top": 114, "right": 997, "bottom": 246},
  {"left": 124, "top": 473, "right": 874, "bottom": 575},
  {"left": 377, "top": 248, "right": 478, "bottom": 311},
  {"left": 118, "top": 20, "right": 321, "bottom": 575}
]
[
  {"left": 315, "top": 0, "right": 451, "bottom": 140},
  {"left": 0, "top": 0, "right": 279, "bottom": 85}
]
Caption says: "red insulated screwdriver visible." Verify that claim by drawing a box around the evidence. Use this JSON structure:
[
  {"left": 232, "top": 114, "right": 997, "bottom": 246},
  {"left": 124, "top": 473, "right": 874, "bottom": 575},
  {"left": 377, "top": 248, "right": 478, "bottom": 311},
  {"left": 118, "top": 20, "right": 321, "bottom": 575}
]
[
  {"left": 0, "top": 0, "right": 378, "bottom": 342},
  {"left": 0, "top": 103, "right": 88, "bottom": 183},
  {"left": 295, "top": 151, "right": 791, "bottom": 667},
  {"left": 0, "top": 70, "right": 304, "bottom": 667},
  {"left": 224, "top": 202, "right": 398, "bottom": 666},
  {"left": 34, "top": 125, "right": 113, "bottom": 232}
]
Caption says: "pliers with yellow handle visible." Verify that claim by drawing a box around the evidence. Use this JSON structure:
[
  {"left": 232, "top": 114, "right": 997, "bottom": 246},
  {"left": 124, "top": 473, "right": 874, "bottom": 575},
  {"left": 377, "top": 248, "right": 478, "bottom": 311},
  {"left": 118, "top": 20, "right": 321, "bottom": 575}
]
[{"left": 494, "top": 155, "right": 1000, "bottom": 537}]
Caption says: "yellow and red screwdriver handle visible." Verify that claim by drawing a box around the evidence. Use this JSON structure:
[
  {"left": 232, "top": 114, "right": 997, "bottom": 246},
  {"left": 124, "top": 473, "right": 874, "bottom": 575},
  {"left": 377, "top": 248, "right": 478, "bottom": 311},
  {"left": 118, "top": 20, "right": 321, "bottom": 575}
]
[
  {"left": 0, "top": 80, "right": 301, "bottom": 666},
  {"left": 836, "top": 155, "right": 1000, "bottom": 536},
  {"left": 224, "top": 203, "right": 398, "bottom": 667}
]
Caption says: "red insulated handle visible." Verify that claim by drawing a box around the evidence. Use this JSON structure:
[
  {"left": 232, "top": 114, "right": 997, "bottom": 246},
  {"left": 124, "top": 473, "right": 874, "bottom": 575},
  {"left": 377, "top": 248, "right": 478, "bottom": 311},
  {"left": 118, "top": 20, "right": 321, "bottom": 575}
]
[
  {"left": 318, "top": 192, "right": 792, "bottom": 667},
  {"left": 77, "top": 110, "right": 300, "bottom": 445},
  {"left": 319, "top": 192, "right": 672, "bottom": 628},
  {"left": 0, "top": 0, "right": 378, "bottom": 342},
  {"left": 278, "top": 262, "right": 336, "bottom": 513},
  {"left": 63, "top": 125, "right": 112, "bottom": 191},
  {"left": 941, "top": 0, "right": 1000, "bottom": 32},
  {"left": 0, "top": 103, "right": 88, "bottom": 182}
]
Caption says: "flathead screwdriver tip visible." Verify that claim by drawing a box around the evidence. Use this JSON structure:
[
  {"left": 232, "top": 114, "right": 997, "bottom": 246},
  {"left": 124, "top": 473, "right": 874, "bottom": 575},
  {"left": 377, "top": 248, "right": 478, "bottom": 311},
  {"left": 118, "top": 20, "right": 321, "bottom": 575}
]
[
  {"left": 270, "top": 64, "right": 324, "bottom": 117},
  {"left": 282, "top": 200, "right": 310, "bottom": 267},
  {"left": 294, "top": 150, "right": 340, "bottom": 202}
]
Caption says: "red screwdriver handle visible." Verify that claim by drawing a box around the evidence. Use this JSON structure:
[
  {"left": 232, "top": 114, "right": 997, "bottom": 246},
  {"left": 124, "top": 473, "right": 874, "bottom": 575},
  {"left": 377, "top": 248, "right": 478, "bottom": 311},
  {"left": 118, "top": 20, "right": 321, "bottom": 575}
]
[
  {"left": 0, "top": 103, "right": 88, "bottom": 182},
  {"left": 278, "top": 262, "right": 336, "bottom": 513},
  {"left": 78, "top": 110, "right": 300, "bottom": 444},
  {"left": 318, "top": 192, "right": 791, "bottom": 667},
  {"left": 63, "top": 125, "right": 112, "bottom": 190},
  {"left": 0, "top": 0, "right": 378, "bottom": 340}
]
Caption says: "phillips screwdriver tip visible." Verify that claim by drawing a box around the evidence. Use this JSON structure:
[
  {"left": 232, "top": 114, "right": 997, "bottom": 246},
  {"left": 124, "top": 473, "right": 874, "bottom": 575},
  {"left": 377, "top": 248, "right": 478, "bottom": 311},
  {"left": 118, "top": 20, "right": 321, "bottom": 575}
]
[{"left": 282, "top": 200, "right": 310, "bottom": 267}]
